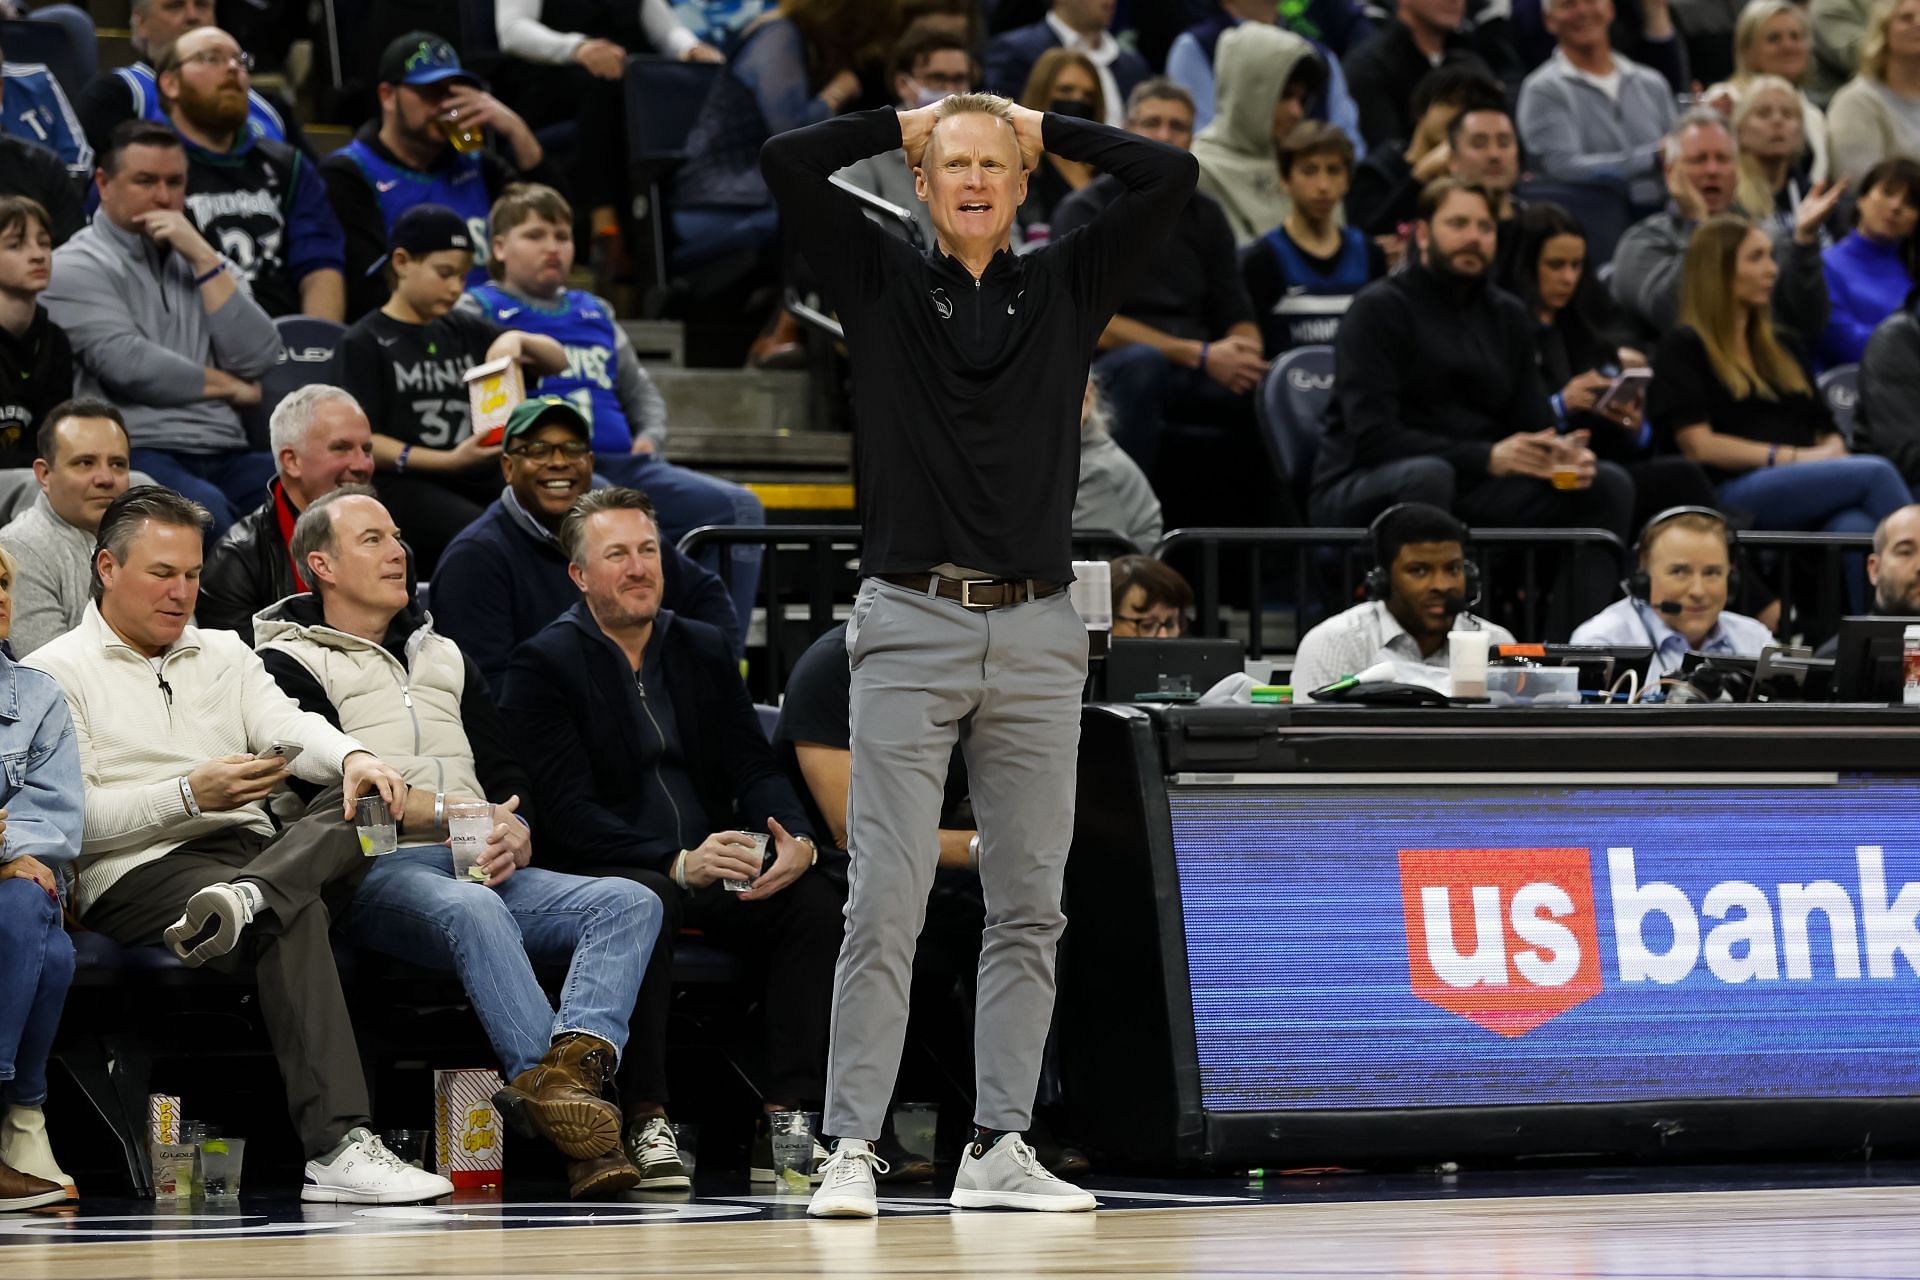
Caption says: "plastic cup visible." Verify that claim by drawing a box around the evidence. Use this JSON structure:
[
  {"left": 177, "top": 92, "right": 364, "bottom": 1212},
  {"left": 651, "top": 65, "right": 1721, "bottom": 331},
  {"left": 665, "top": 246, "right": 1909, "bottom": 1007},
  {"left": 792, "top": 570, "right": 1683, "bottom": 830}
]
[
  {"left": 1449, "top": 626, "right": 1490, "bottom": 699},
  {"left": 723, "top": 831, "right": 770, "bottom": 893},
  {"left": 768, "top": 1111, "right": 812, "bottom": 1188},
  {"left": 893, "top": 1102, "right": 938, "bottom": 1161},
  {"left": 198, "top": 1136, "right": 244, "bottom": 1198},
  {"left": 1550, "top": 463, "right": 1580, "bottom": 490},
  {"left": 356, "top": 795, "right": 397, "bottom": 857},
  {"left": 381, "top": 1128, "right": 429, "bottom": 1170},
  {"left": 448, "top": 801, "right": 494, "bottom": 882},
  {"left": 438, "top": 111, "right": 485, "bottom": 153},
  {"left": 670, "top": 1122, "right": 698, "bottom": 1178}
]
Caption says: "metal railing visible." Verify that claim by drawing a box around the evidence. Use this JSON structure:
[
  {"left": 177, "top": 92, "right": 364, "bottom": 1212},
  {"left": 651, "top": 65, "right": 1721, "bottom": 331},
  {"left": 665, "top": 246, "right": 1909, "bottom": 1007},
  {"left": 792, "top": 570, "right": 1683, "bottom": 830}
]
[
  {"left": 678, "top": 525, "right": 1142, "bottom": 698},
  {"left": 1151, "top": 527, "right": 1633, "bottom": 657},
  {"left": 1732, "top": 531, "right": 1874, "bottom": 647}
]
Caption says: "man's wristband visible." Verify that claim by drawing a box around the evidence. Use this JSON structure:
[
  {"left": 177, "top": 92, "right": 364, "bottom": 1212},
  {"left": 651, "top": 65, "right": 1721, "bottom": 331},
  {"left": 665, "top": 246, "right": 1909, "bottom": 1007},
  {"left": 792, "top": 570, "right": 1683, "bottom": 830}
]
[
  {"left": 967, "top": 833, "right": 980, "bottom": 867},
  {"left": 434, "top": 790, "right": 445, "bottom": 830},
  {"left": 396, "top": 444, "right": 413, "bottom": 474},
  {"left": 194, "top": 260, "right": 225, "bottom": 286},
  {"left": 179, "top": 776, "right": 202, "bottom": 818},
  {"left": 673, "top": 850, "right": 690, "bottom": 890},
  {"left": 1197, "top": 341, "right": 1210, "bottom": 372},
  {"left": 1767, "top": 443, "right": 1780, "bottom": 467}
]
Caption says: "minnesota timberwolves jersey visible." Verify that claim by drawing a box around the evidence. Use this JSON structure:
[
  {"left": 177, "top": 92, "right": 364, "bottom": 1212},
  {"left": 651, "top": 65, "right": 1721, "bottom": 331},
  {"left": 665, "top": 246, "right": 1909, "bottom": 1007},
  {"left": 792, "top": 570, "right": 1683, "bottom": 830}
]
[
  {"left": 117, "top": 62, "right": 289, "bottom": 145},
  {"left": 1258, "top": 225, "right": 1374, "bottom": 352},
  {"left": 342, "top": 139, "right": 492, "bottom": 287},
  {"left": 466, "top": 285, "right": 631, "bottom": 453},
  {"left": 183, "top": 138, "right": 301, "bottom": 316}
]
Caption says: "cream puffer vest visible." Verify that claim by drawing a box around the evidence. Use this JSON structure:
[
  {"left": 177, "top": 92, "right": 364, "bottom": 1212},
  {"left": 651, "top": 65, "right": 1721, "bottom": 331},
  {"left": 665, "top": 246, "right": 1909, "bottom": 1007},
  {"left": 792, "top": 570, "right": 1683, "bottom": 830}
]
[{"left": 254, "top": 611, "right": 484, "bottom": 801}]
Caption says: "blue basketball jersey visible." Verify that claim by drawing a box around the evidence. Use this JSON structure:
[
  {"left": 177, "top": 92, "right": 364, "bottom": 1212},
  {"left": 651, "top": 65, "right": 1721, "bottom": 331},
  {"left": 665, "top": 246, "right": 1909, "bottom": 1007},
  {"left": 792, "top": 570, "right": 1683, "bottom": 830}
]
[
  {"left": 117, "top": 62, "right": 288, "bottom": 147},
  {"left": 467, "top": 284, "right": 631, "bottom": 453},
  {"left": 341, "top": 138, "right": 493, "bottom": 288}
]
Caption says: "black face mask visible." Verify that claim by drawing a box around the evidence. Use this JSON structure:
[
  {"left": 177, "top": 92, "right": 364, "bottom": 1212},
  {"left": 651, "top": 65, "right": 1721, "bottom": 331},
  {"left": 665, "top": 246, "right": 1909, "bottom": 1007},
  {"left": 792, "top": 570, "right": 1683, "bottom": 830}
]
[{"left": 1048, "top": 97, "right": 1098, "bottom": 120}]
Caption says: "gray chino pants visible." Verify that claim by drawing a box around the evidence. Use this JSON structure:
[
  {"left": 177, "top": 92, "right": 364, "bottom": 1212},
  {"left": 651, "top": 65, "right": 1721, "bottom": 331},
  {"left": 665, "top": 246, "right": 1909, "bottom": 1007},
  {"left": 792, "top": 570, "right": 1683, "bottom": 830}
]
[{"left": 824, "top": 576, "right": 1087, "bottom": 1140}]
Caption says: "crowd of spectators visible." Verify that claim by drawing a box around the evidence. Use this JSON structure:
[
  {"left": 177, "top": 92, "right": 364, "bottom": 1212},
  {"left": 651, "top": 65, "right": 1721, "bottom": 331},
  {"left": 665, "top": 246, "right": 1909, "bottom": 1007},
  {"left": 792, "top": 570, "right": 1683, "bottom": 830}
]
[{"left": 5, "top": 0, "right": 1920, "bottom": 1214}]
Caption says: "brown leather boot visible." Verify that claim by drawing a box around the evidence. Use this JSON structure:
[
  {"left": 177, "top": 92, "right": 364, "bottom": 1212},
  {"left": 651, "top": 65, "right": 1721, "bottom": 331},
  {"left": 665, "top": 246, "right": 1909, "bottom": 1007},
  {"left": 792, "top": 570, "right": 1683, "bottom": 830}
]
[
  {"left": 568, "top": 1150, "right": 642, "bottom": 1200},
  {"left": 0, "top": 1159, "right": 64, "bottom": 1212},
  {"left": 501, "top": 1033, "right": 622, "bottom": 1160}
]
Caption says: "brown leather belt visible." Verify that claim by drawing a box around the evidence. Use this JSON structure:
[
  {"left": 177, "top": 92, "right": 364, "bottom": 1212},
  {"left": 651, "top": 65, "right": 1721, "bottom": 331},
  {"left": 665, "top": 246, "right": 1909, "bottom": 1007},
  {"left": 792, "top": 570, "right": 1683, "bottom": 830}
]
[{"left": 879, "top": 573, "right": 1068, "bottom": 610}]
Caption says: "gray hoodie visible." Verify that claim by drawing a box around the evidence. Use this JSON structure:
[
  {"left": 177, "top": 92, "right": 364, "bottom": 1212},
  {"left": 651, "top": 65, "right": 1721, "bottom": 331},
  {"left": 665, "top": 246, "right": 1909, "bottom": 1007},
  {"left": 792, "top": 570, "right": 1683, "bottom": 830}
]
[
  {"left": 1193, "top": 24, "right": 1318, "bottom": 245},
  {"left": 42, "top": 214, "right": 282, "bottom": 455}
]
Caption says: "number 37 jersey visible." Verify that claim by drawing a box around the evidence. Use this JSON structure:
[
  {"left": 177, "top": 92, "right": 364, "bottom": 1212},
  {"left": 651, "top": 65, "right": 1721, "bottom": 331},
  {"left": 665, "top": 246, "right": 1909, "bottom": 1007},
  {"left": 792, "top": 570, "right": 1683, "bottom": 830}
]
[
  {"left": 334, "top": 307, "right": 507, "bottom": 464},
  {"left": 181, "top": 133, "right": 346, "bottom": 318}
]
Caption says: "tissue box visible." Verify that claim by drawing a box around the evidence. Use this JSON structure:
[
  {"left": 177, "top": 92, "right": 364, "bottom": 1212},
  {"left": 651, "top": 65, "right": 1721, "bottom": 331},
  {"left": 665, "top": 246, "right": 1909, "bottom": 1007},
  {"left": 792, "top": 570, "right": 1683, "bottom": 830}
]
[
  {"left": 463, "top": 357, "right": 525, "bottom": 448},
  {"left": 435, "top": 1068, "right": 504, "bottom": 1188}
]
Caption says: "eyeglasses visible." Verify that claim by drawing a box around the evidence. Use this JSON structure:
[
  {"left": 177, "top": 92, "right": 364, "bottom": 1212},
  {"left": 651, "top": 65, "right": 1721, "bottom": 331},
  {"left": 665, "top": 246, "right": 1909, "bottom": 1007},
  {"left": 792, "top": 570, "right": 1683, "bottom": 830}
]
[
  {"left": 182, "top": 50, "right": 254, "bottom": 72},
  {"left": 1115, "top": 614, "right": 1183, "bottom": 637},
  {"left": 506, "top": 439, "right": 591, "bottom": 461}
]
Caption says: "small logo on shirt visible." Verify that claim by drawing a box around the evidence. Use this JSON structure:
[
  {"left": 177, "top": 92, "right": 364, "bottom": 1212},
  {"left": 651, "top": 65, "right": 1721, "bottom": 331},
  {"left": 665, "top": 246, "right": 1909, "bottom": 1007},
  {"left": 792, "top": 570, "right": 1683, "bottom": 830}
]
[
  {"left": 376, "top": 335, "right": 398, "bottom": 347},
  {"left": 929, "top": 288, "right": 952, "bottom": 321},
  {"left": 497, "top": 307, "right": 521, "bottom": 320},
  {"left": 375, "top": 179, "right": 399, "bottom": 193},
  {"left": 1007, "top": 290, "right": 1023, "bottom": 317}
]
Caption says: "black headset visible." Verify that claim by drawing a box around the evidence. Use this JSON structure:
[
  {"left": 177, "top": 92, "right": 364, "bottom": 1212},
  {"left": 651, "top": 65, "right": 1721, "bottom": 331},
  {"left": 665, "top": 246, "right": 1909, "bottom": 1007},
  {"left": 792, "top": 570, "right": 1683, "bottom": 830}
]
[
  {"left": 1364, "top": 502, "right": 1483, "bottom": 606},
  {"left": 1626, "top": 505, "right": 1741, "bottom": 602}
]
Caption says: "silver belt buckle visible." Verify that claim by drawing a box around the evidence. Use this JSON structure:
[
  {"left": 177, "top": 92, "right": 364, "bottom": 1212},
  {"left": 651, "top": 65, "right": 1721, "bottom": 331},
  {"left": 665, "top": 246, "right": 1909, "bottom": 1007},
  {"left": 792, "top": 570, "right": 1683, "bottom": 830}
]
[{"left": 958, "top": 578, "right": 997, "bottom": 609}]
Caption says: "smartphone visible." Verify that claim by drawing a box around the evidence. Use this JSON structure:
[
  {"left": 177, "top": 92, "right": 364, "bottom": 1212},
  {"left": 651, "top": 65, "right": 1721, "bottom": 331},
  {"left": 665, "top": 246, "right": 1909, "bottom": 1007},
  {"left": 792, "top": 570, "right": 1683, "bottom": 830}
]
[{"left": 264, "top": 742, "right": 305, "bottom": 767}]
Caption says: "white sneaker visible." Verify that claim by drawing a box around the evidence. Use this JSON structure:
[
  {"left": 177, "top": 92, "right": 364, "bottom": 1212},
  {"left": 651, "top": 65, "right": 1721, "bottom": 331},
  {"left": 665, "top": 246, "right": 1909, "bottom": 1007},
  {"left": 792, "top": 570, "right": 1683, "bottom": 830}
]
[
  {"left": 806, "top": 1140, "right": 888, "bottom": 1218},
  {"left": 163, "top": 882, "right": 257, "bottom": 967},
  {"left": 302, "top": 1128, "right": 455, "bottom": 1204},
  {"left": 1, "top": 1107, "right": 74, "bottom": 1199},
  {"left": 951, "top": 1134, "right": 1096, "bottom": 1212},
  {"left": 624, "top": 1115, "right": 691, "bottom": 1191}
]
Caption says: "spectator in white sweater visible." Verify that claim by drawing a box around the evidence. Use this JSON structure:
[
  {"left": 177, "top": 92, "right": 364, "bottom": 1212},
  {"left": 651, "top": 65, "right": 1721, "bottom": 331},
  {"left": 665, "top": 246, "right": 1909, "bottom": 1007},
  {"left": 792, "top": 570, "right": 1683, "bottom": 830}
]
[
  {"left": 23, "top": 485, "right": 450, "bottom": 1207},
  {"left": 0, "top": 401, "right": 134, "bottom": 657}
]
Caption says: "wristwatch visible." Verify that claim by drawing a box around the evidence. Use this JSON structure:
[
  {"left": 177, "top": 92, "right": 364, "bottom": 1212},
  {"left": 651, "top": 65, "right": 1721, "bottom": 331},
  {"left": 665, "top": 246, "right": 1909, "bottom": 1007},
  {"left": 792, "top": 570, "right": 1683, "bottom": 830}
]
[{"left": 794, "top": 834, "right": 818, "bottom": 867}]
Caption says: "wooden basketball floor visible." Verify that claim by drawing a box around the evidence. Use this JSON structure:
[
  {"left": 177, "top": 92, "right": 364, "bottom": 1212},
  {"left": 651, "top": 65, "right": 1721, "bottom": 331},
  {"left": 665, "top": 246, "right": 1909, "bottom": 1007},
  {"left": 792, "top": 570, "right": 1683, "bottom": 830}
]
[{"left": 8, "top": 1167, "right": 1920, "bottom": 1279}]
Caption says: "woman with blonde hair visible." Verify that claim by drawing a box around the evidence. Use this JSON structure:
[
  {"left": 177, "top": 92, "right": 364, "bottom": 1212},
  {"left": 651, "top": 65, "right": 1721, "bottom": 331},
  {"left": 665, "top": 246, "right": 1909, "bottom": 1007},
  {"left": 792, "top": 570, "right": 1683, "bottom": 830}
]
[
  {"left": 1730, "top": 0, "right": 1830, "bottom": 179},
  {"left": 1827, "top": 0, "right": 1920, "bottom": 183},
  {"left": 1729, "top": 76, "right": 1817, "bottom": 234},
  {"left": 1015, "top": 48, "right": 1106, "bottom": 240},
  {"left": 1649, "top": 216, "right": 1908, "bottom": 548}
]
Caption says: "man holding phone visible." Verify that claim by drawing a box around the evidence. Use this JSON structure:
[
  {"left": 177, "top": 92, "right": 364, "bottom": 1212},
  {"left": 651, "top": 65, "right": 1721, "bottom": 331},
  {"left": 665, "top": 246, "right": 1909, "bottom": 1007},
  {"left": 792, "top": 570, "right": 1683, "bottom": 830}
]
[{"left": 24, "top": 485, "right": 452, "bottom": 1206}]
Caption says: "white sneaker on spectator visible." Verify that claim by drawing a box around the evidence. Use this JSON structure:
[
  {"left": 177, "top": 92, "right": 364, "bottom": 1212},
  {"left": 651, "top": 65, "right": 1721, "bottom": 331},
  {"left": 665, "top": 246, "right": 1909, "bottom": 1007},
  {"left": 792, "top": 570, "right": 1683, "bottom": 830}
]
[
  {"left": 951, "top": 1133, "right": 1096, "bottom": 1212},
  {"left": 163, "top": 882, "right": 258, "bottom": 967},
  {"left": 301, "top": 1128, "right": 455, "bottom": 1204},
  {"left": 806, "top": 1139, "right": 888, "bottom": 1218}
]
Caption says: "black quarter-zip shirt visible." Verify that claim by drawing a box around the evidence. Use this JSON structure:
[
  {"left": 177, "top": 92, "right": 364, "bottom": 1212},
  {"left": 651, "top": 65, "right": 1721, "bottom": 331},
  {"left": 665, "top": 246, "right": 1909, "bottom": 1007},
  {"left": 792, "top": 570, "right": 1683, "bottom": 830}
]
[{"left": 763, "top": 108, "right": 1196, "bottom": 582}]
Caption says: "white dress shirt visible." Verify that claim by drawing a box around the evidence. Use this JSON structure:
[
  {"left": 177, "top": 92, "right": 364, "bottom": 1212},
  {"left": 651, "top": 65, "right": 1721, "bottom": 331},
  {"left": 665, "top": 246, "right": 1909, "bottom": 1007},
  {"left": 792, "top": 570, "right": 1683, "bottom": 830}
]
[
  {"left": 1045, "top": 10, "right": 1126, "bottom": 127},
  {"left": 1570, "top": 596, "right": 1775, "bottom": 678},
  {"left": 1290, "top": 600, "right": 1517, "bottom": 698}
]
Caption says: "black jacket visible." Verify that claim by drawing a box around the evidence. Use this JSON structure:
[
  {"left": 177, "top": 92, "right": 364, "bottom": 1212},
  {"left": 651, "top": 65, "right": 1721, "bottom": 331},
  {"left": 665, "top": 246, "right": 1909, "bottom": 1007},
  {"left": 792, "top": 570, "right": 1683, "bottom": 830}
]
[
  {"left": 0, "top": 135, "right": 82, "bottom": 247},
  {"left": 1859, "top": 309, "right": 1920, "bottom": 486},
  {"left": 1342, "top": 22, "right": 1512, "bottom": 150},
  {"left": 498, "top": 602, "right": 813, "bottom": 873},
  {"left": 1314, "top": 262, "right": 1554, "bottom": 488},
  {"left": 761, "top": 108, "right": 1195, "bottom": 581},
  {"left": 0, "top": 306, "right": 72, "bottom": 467},
  {"left": 197, "top": 479, "right": 296, "bottom": 644}
]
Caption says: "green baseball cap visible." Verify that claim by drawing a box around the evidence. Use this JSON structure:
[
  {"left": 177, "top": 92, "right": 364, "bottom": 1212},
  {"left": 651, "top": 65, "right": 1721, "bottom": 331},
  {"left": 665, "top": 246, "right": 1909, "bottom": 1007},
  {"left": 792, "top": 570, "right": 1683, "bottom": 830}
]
[{"left": 501, "top": 396, "right": 591, "bottom": 446}]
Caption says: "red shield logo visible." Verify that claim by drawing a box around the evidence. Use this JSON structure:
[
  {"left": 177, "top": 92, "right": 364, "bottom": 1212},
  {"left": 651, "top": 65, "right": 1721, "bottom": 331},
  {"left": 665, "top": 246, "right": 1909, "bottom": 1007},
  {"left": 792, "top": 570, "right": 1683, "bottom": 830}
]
[{"left": 1400, "top": 848, "right": 1604, "bottom": 1036}]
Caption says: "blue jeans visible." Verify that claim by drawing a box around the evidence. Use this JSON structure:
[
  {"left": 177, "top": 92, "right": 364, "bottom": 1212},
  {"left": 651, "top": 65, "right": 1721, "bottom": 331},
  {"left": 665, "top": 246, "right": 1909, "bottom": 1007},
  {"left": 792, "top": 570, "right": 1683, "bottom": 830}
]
[
  {"left": 0, "top": 878, "right": 74, "bottom": 1107},
  {"left": 596, "top": 453, "right": 764, "bottom": 651},
  {"left": 129, "top": 448, "right": 278, "bottom": 538},
  {"left": 1719, "top": 455, "right": 1911, "bottom": 612},
  {"left": 346, "top": 847, "right": 661, "bottom": 1078}
]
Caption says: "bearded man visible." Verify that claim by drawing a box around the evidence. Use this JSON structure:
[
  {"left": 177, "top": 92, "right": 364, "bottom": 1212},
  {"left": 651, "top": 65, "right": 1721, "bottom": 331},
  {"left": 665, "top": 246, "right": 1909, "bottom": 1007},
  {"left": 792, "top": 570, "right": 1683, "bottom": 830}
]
[{"left": 160, "top": 25, "right": 346, "bottom": 322}]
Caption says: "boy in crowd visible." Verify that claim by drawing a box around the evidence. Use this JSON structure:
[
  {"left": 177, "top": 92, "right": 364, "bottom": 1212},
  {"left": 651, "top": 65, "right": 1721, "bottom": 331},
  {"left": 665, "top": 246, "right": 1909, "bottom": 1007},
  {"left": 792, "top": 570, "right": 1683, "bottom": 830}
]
[
  {"left": 459, "top": 185, "right": 763, "bottom": 641},
  {"left": 334, "top": 203, "right": 564, "bottom": 574},
  {"left": 0, "top": 196, "right": 71, "bottom": 471},
  {"left": 1240, "top": 123, "right": 1385, "bottom": 356}
]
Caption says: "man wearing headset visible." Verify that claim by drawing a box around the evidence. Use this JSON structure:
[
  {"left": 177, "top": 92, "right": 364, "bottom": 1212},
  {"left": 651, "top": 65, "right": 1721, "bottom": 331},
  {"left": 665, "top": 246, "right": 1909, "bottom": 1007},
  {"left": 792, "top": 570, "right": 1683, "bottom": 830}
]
[
  {"left": 1292, "top": 502, "right": 1514, "bottom": 697},
  {"left": 1571, "top": 506, "right": 1772, "bottom": 678}
]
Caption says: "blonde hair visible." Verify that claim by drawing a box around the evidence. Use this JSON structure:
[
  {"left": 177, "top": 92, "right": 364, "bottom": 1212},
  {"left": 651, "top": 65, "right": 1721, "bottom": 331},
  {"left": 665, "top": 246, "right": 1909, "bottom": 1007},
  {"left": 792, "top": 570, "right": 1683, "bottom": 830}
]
[
  {"left": 925, "top": 91, "right": 1019, "bottom": 167},
  {"left": 1733, "top": 0, "right": 1811, "bottom": 82},
  {"left": 1679, "top": 215, "right": 1812, "bottom": 401},
  {"left": 1729, "top": 76, "right": 1806, "bottom": 220},
  {"left": 0, "top": 541, "right": 16, "bottom": 593},
  {"left": 1859, "top": 0, "right": 1918, "bottom": 82}
]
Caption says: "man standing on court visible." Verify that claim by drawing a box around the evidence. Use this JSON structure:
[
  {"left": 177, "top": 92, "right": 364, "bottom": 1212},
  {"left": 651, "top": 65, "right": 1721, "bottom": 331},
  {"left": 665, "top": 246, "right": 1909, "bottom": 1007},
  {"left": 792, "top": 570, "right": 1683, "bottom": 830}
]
[{"left": 762, "top": 90, "right": 1195, "bottom": 1218}]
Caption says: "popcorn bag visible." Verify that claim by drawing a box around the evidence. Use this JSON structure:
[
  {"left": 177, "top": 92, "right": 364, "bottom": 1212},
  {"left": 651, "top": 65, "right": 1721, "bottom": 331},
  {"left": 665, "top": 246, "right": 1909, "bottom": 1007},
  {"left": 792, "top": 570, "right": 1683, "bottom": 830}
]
[
  {"left": 147, "top": 1093, "right": 192, "bottom": 1199},
  {"left": 464, "top": 357, "right": 525, "bottom": 448},
  {"left": 434, "top": 1068, "right": 505, "bottom": 1188}
]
